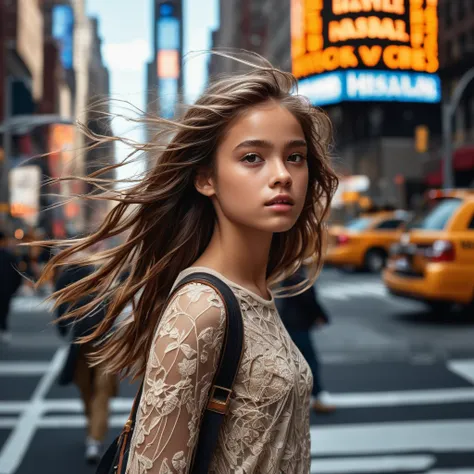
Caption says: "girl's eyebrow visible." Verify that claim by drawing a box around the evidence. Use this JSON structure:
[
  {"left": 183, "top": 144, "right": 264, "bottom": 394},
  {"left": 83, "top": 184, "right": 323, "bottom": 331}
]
[{"left": 233, "top": 139, "right": 307, "bottom": 151}]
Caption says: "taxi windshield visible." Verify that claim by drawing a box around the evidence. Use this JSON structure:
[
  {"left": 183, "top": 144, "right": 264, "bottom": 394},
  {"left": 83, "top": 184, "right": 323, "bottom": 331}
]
[
  {"left": 406, "top": 198, "right": 462, "bottom": 231},
  {"left": 345, "top": 217, "right": 373, "bottom": 231}
]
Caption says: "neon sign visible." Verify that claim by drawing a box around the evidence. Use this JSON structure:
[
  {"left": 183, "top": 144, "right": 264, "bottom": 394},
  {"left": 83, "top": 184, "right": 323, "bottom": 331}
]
[
  {"left": 291, "top": 0, "right": 439, "bottom": 103},
  {"left": 298, "top": 70, "right": 440, "bottom": 105}
]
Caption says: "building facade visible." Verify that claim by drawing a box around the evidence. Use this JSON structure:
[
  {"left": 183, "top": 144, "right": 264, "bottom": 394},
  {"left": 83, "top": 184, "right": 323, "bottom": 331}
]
[
  {"left": 424, "top": 0, "right": 474, "bottom": 188},
  {"left": 209, "top": 0, "right": 268, "bottom": 76},
  {"left": 0, "top": 0, "right": 113, "bottom": 237}
]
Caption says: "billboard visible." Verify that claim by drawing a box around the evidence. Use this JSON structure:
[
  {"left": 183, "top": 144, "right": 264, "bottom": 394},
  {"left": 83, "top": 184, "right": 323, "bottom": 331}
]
[
  {"left": 9, "top": 166, "right": 42, "bottom": 226},
  {"left": 291, "top": 0, "right": 440, "bottom": 105},
  {"left": 52, "top": 5, "right": 74, "bottom": 70},
  {"left": 48, "top": 124, "right": 81, "bottom": 236}
]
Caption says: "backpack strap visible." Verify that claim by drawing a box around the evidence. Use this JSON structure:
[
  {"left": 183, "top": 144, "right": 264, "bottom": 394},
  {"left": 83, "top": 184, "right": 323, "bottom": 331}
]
[{"left": 185, "top": 273, "right": 244, "bottom": 474}]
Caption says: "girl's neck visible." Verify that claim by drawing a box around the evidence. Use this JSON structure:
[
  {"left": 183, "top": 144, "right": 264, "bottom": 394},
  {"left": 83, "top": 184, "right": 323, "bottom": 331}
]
[{"left": 192, "top": 224, "right": 272, "bottom": 300}]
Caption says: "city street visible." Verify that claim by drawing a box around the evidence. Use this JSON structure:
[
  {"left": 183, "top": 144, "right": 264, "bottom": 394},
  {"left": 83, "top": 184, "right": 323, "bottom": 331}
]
[{"left": 1, "top": 269, "right": 474, "bottom": 474}]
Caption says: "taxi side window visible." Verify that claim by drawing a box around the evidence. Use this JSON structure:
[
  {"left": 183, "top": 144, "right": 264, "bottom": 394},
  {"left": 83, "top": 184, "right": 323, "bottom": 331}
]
[
  {"left": 376, "top": 219, "right": 404, "bottom": 230},
  {"left": 468, "top": 214, "right": 474, "bottom": 229}
]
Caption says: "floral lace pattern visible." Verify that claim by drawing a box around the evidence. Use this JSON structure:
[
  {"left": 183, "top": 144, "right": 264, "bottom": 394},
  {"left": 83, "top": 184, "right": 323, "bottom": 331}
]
[{"left": 126, "top": 268, "right": 313, "bottom": 474}]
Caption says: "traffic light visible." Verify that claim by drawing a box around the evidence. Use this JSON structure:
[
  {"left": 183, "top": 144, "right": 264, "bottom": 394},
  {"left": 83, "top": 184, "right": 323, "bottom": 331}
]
[{"left": 415, "top": 125, "right": 429, "bottom": 153}]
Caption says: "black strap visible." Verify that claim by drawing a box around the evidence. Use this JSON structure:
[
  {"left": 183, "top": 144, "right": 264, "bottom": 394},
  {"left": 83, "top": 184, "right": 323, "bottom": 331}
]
[
  {"left": 186, "top": 273, "right": 244, "bottom": 473},
  {"left": 119, "top": 272, "right": 244, "bottom": 474}
]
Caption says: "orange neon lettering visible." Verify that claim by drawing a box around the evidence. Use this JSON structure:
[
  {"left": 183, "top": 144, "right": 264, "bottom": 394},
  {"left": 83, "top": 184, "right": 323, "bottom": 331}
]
[
  {"left": 358, "top": 45, "right": 383, "bottom": 66},
  {"left": 306, "top": 11, "right": 322, "bottom": 33},
  {"left": 411, "top": 48, "right": 425, "bottom": 71},
  {"left": 339, "top": 45, "right": 359, "bottom": 67},
  {"left": 411, "top": 32, "right": 424, "bottom": 48},
  {"left": 329, "top": 17, "right": 409, "bottom": 42},
  {"left": 332, "top": 0, "right": 405, "bottom": 14},
  {"left": 425, "top": 56, "right": 439, "bottom": 73},
  {"left": 383, "top": 45, "right": 399, "bottom": 69},
  {"left": 322, "top": 47, "right": 340, "bottom": 70},
  {"left": 398, "top": 46, "right": 412, "bottom": 69},
  {"left": 307, "top": 34, "right": 324, "bottom": 51}
]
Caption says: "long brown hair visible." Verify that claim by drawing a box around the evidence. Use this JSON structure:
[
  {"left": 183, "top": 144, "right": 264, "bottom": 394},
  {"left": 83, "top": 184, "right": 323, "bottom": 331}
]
[{"left": 40, "top": 53, "right": 339, "bottom": 379}]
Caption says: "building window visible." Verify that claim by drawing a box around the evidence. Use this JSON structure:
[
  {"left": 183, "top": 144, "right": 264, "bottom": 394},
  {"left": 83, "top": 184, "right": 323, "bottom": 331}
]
[
  {"left": 459, "top": 0, "right": 465, "bottom": 20},
  {"left": 452, "top": 39, "right": 461, "bottom": 60},
  {"left": 445, "top": 1, "right": 452, "bottom": 26}
]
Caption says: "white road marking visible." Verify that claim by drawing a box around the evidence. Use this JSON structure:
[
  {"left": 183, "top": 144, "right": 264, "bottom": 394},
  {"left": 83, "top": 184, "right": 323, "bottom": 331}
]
[
  {"left": 310, "top": 420, "right": 474, "bottom": 456},
  {"left": 325, "top": 387, "right": 474, "bottom": 407},
  {"left": 0, "top": 362, "right": 51, "bottom": 376},
  {"left": 0, "top": 347, "right": 67, "bottom": 474},
  {"left": 448, "top": 359, "right": 474, "bottom": 385},
  {"left": 318, "top": 281, "right": 390, "bottom": 302},
  {"left": 428, "top": 470, "right": 474, "bottom": 474},
  {"left": 311, "top": 454, "right": 435, "bottom": 473}
]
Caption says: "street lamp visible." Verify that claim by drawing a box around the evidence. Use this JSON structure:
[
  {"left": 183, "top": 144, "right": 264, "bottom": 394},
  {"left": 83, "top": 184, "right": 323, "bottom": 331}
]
[{"left": 442, "top": 67, "right": 474, "bottom": 189}]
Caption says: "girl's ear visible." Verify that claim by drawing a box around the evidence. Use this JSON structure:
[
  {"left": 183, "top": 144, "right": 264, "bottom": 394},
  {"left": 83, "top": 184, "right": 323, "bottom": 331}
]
[{"left": 194, "top": 168, "right": 216, "bottom": 197}]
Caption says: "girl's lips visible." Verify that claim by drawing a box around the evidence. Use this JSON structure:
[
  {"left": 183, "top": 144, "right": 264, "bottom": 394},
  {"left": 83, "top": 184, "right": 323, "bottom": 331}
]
[{"left": 265, "top": 203, "right": 294, "bottom": 212}]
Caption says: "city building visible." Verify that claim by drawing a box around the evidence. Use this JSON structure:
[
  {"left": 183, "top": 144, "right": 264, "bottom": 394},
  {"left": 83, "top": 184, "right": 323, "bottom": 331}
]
[
  {"left": 209, "top": 0, "right": 268, "bottom": 76},
  {"left": 262, "top": 0, "right": 291, "bottom": 71},
  {"left": 83, "top": 17, "right": 115, "bottom": 231},
  {"left": 0, "top": 0, "right": 113, "bottom": 238},
  {"left": 145, "top": 0, "right": 183, "bottom": 168},
  {"left": 0, "top": 0, "right": 45, "bottom": 232},
  {"left": 424, "top": 0, "right": 474, "bottom": 189}
]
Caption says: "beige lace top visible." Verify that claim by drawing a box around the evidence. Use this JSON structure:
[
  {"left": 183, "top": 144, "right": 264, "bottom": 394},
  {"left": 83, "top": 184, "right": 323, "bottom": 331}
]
[{"left": 125, "top": 267, "right": 312, "bottom": 474}]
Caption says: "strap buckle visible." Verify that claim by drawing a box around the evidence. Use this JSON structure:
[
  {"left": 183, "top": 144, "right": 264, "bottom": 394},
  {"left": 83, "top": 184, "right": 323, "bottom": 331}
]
[{"left": 207, "top": 385, "right": 232, "bottom": 414}]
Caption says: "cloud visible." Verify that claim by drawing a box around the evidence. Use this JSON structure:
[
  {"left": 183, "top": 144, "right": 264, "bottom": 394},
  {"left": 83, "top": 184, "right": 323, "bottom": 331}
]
[{"left": 102, "top": 39, "right": 151, "bottom": 72}]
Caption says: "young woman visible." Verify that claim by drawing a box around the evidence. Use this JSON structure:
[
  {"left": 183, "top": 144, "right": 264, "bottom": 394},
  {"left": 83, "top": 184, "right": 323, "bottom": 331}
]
[{"left": 42, "top": 56, "right": 338, "bottom": 473}]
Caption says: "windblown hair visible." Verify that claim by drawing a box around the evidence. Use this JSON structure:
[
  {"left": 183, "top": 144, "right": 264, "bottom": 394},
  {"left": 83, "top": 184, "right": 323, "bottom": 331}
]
[{"left": 39, "top": 52, "right": 339, "bottom": 379}]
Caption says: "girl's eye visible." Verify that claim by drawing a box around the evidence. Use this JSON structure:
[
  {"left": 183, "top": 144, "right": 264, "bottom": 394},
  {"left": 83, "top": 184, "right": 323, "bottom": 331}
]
[
  {"left": 241, "top": 153, "right": 263, "bottom": 164},
  {"left": 288, "top": 153, "right": 306, "bottom": 163}
]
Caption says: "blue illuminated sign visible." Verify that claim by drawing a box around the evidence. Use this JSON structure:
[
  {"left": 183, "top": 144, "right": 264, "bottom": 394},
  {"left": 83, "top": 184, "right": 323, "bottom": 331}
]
[
  {"left": 158, "top": 17, "right": 180, "bottom": 50},
  {"left": 159, "top": 3, "right": 174, "bottom": 17},
  {"left": 297, "top": 70, "right": 441, "bottom": 106},
  {"left": 159, "top": 78, "right": 178, "bottom": 119},
  {"left": 52, "top": 5, "right": 74, "bottom": 70}
]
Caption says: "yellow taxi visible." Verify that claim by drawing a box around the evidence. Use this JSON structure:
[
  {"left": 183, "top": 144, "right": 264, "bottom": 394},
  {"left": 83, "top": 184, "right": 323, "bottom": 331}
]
[
  {"left": 383, "top": 191, "right": 474, "bottom": 312},
  {"left": 325, "top": 211, "right": 411, "bottom": 272}
]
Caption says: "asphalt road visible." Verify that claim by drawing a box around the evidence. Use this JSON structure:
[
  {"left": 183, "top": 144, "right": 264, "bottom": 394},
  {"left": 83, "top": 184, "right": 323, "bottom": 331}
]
[{"left": 1, "top": 268, "right": 474, "bottom": 474}]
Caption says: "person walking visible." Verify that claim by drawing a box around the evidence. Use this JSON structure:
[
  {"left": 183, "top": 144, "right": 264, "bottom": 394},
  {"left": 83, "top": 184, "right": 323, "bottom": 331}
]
[
  {"left": 39, "top": 53, "right": 338, "bottom": 473},
  {"left": 277, "top": 266, "right": 337, "bottom": 414},
  {"left": 53, "top": 255, "right": 118, "bottom": 464},
  {"left": 0, "top": 231, "right": 22, "bottom": 343}
]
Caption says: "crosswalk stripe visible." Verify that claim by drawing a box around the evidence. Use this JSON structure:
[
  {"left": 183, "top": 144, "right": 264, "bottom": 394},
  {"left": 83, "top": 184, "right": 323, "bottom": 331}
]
[
  {"left": 448, "top": 360, "right": 474, "bottom": 385},
  {"left": 0, "top": 362, "right": 51, "bottom": 376},
  {"left": 310, "top": 420, "right": 474, "bottom": 456},
  {"left": 311, "top": 454, "right": 435, "bottom": 473}
]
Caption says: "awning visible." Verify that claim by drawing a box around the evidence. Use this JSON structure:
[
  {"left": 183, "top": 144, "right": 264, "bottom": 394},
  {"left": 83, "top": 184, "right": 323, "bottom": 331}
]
[{"left": 425, "top": 146, "right": 474, "bottom": 187}]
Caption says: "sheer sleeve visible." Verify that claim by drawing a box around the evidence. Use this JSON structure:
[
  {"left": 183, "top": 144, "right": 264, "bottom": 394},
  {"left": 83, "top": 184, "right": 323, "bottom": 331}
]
[{"left": 126, "top": 283, "right": 226, "bottom": 474}]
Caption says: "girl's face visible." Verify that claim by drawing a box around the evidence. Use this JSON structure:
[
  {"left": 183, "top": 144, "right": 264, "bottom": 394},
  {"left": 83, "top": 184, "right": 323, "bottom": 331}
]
[{"left": 197, "top": 101, "right": 309, "bottom": 234}]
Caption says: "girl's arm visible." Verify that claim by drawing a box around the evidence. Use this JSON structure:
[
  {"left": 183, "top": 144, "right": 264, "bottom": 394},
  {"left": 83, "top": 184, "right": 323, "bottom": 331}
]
[{"left": 126, "top": 283, "right": 226, "bottom": 474}]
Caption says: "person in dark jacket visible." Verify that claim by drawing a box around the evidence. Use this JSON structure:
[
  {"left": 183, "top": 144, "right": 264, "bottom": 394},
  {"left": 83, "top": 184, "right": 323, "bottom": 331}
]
[
  {"left": 277, "top": 266, "right": 336, "bottom": 413},
  {"left": 0, "top": 231, "right": 23, "bottom": 343},
  {"left": 54, "top": 261, "right": 118, "bottom": 464}
]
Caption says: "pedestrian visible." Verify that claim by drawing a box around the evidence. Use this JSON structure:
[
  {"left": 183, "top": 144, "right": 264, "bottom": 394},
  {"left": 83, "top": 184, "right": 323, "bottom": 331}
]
[
  {"left": 39, "top": 53, "right": 338, "bottom": 473},
  {"left": 277, "top": 266, "right": 337, "bottom": 414},
  {"left": 53, "top": 250, "right": 118, "bottom": 464},
  {"left": 0, "top": 231, "right": 23, "bottom": 343}
]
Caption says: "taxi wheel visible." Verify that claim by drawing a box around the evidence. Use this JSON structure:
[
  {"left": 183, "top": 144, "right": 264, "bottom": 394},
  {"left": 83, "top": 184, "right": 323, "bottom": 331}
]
[{"left": 364, "top": 249, "right": 387, "bottom": 273}]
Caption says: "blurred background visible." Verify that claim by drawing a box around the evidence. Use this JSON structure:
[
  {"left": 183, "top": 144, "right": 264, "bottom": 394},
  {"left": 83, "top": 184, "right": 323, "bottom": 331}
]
[{"left": 0, "top": 1, "right": 474, "bottom": 473}]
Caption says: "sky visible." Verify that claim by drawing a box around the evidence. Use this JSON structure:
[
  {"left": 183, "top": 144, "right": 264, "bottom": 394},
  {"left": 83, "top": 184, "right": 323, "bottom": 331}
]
[{"left": 85, "top": 0, "right": 219, "bottom": 179}]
